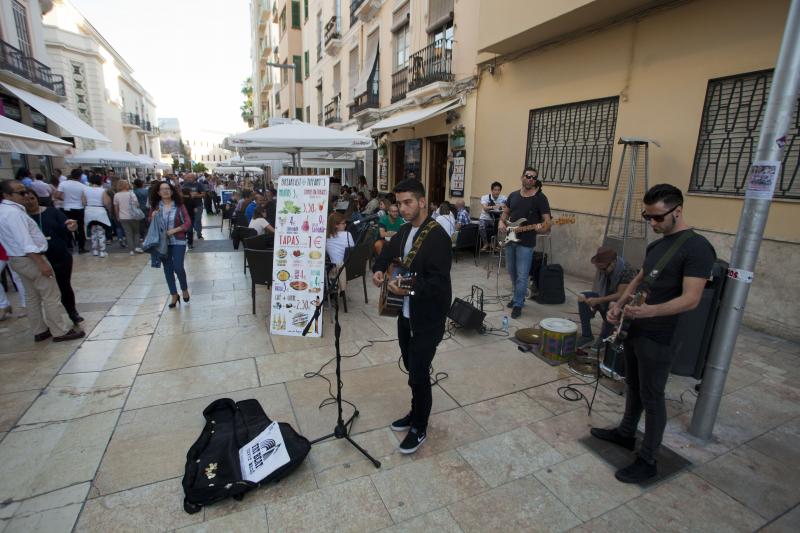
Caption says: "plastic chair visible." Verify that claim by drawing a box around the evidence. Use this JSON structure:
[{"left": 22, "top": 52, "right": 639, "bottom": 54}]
[{"left": 244, "top": 248, "right": 273, "bottom": 314}]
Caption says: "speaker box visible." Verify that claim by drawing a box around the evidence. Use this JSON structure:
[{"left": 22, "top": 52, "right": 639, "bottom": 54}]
[{"left": 448, "top": 298, "right": 486, "bottom": 330}]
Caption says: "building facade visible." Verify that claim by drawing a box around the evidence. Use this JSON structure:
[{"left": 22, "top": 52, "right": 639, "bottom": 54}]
[
  {"left": 251, "top": 0, "right": 278, "bottom": 127},
  {"left": 42, "top": 0, "right": 161, "bottom": 159},
  {"left": 473, "top": 0, "right": 799, "bottom": 339}
]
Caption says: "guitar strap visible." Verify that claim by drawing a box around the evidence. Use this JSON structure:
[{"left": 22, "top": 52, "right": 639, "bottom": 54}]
[
  {"left": 639, "top": 229, "right": 695, "bottom": 292},
  {"left": 401, "top": 219, "right": 440, "bottom": 270}
]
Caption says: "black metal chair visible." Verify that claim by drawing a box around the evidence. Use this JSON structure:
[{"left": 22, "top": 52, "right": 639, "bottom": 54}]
[
  {"left": 453, "top": 223, "right": 480, "bottom": 265},
  {"left": 221, "top": 203, "right": 233, "bottom": 234},
  {"left": 340, "top": 241, "right": 371, "bottom": 313},
  {"left": 244, "top": 248, "right": 274, "bottom": 314},
  {"left": 233, "top": 227, "right": 258, "bottom": 273}
]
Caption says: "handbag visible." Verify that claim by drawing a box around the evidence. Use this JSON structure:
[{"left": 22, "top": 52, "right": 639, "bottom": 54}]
[{"left": 129, "top": 192, "right": 145, "bottom": 220}]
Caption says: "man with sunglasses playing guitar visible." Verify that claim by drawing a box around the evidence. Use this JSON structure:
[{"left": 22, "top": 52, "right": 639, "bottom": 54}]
[
  {"left": 498, "top": 167, "right": 551, "bottom": 319},
  {"left": 591, "top": 184, "right": 715, "bottom": 483}
]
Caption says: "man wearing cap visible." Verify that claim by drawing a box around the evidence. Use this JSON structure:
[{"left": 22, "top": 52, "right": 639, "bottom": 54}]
[{"left": 577, "top": 246, "right": 637, "bottom": 348}]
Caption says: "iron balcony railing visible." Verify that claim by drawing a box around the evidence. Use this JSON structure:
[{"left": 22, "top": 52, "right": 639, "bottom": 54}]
[
  {"left": 324, "top": 95, "right": 341, "bottom": 125},
  {"left": 350, "top": 72, "right": 379, "bottom": 115},
  {"left": 324, "top": 16, "right": 340, "bottom": 46},
  {"left": 391, "top": 66, "right": 408, "bottom": 103},
  {"left": 408, "top": 38, "right": 453, "bottom": 92},
  {"left": 0, "top": 39, "right": 65, "bottom": 96},
  {"left": 121, "top": 112, "right": 142, "bottom": 127},
  {"left": 350, "top": 0, "right": 365, "bottom": 26}
]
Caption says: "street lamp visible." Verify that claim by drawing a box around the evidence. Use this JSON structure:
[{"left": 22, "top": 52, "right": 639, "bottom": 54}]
[{"left": 265, "top": 61, "right": 296, "bottom": 120}]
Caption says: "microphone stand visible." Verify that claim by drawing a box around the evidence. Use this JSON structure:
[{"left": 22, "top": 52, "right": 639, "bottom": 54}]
[{"left": 302, "top": 219, "right": 381, "bottom": 468}]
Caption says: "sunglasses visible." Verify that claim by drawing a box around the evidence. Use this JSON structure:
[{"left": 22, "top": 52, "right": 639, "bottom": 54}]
[
  {"left": 523, "top": 174, "right": 537, "bottom": 180},
  {"left": 641, "top": 204, "right": 680, "bottom": 222}
]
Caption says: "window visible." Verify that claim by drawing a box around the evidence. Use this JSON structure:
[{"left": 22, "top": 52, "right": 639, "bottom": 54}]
[
  {"left": 305, "top": 105, "right": 310, "bottom": 122},
  {"left": 348, "top": 46, "right": 359, "bottom": 99},
  {"left": 317, "top": 12, "right": 323, "bottom": 61},
  {"left": 12, "top": 1, "right": 33, "bottom": 58},
  {"left": 690, "top": 69, "right": 800, "bottom": 199},
  {"left": 304, "top": 0, "right": 308, "bottom": 21},
  {"left": 304, "top": 50, "right": 310, "bottom": 78},
  {"left": 525, "top": 96, "right": 619, "bottom": 187},
  {"left": 393, "top": 23, "right": 410, "bottom": 69},
  {"left": 291, "top": 1, "right": 301, "bottom": 29},
  {"left": 280, "top": 7, "right": 286, "bottom": 34},
  {"left": 293, "top": 55, "right": 302, "bottom": 82},
  {"left": 296, "top": 107, "right": 303, "bottom": 121}
]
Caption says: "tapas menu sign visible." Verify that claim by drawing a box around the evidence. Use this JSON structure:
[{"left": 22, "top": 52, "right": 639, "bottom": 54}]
[{"left": 270, "top": 175, "right": 329, "bottom": 337}]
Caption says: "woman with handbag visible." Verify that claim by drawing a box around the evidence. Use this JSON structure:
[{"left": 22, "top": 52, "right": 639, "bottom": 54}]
[
  {"left": 113, "top": 181, "right": 145, "bottom": 255},
  {"left": 149, "top": 181, "right": 192, "bottom": 308}
]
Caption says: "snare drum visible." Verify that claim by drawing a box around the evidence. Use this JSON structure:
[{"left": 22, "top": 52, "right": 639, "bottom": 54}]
[{"left": 539, "top": 318, "right": 578, "bottom": 362}]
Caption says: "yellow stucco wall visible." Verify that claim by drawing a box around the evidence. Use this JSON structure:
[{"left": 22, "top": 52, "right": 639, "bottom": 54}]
[{"left": 472, "top": 0, "right": 797, "bottom": 242}]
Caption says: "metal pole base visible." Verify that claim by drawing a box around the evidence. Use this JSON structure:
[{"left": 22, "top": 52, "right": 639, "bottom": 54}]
[{"left": 309, "top": 410, "right": 382, "bottom": 468}]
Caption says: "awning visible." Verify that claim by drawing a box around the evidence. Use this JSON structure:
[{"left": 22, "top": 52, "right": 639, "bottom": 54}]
[
  {"left": 353, "top": 33, "right": 379, "bottom": 97},
  {"left": 66, "top": 149, "right": 142, "bottom": 167},
  {"left": 0, "top": 115, "right": 73, "bottom": 157},
  {"left": 368, "top": 98, "right": 461, "bottom": 133},
  {"left": 1, "top": 82, "right": 111, "bottom": 143}
]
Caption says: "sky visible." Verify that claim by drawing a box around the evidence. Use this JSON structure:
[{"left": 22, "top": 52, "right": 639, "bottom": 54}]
[{"left": 70, "top": 0, "right": 252, "bottom": 142}]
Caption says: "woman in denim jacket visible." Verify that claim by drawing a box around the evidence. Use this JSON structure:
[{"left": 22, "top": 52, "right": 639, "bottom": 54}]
[{"left": 149, "top": 182, "right": 192, "bottom": 308}]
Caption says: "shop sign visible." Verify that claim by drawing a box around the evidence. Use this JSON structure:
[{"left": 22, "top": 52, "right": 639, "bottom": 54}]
[{"left": 449, "top": 149, "right": 465, "bottom": 197}]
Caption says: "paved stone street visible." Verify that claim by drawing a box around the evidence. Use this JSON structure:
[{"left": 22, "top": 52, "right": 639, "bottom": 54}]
[{"left": 0, "top": 214, "right": 798, "bottom": 532}]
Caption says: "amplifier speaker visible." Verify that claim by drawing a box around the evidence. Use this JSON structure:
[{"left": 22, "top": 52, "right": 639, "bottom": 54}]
[{"left": 448, "top": 298, "right": 486, "bottom": 331}]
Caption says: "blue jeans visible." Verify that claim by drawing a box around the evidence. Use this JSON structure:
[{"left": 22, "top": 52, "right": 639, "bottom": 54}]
[
  {"left": 193, "top": 211, "right": 202, "bottom": 236},
  {"left": 506, "top": 243, "right": 535, "bottom": 307},
  {"left": 163, "top": 244, "right": 188, "bottom": 295},
  {"left": 578, "top": 291, "right": 612, "bottom": 339}
]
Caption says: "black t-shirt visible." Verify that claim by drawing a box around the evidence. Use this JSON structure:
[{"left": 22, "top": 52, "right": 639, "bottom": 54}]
[
  {"left": 29, "top": 207, "right": 71, "bottom": 263},
  {"left": 629, "top": 229, "right": 716, "bottom": 344},
  {"left": 506, "top": 190, "right": 550, "bottom": 247}
]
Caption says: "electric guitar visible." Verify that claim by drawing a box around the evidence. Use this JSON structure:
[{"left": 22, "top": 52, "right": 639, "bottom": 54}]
[
  {"left": 378, "top": 261, "right": 417, "bottom": 316},
  {"left": 499, "top": 215, "right": 576, "bottom": 246}
]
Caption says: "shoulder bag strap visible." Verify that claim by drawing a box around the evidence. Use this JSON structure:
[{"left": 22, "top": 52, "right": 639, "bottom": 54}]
[{"left": 640, "top": 229, "right": 695, "bottom": 292}]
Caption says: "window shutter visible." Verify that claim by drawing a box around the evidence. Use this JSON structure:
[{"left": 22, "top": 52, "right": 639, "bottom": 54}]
[
  {"left": 304, "top": 0, "right": 308, "bottom": 20},
  {"left": 291, "top": 1, "right": 301, "bottom": 28},
  {"left": 304, "top": 51, "right": 310, "bottom": 78},
  {"left": 293, "top": 55, "right": 302, "bottom": 82},
  {"left": 391, "top": 1, "right": 410, "bottom": 32},
  {"left": 427, "top": 0, "right": 454, "bottom": 33}
]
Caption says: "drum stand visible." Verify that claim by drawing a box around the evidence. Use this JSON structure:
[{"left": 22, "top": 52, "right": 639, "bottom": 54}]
[{"left": 302, "top": 222, "right": 381, "bottom": 468}]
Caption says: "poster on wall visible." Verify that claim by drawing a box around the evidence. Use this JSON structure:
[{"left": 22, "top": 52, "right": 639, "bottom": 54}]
[
  {"left": 378, "top": 158, "right": 388, "bottom": 191},
  {"left": 404, "top": 139, "right": 421, "bottom": 179},
  {"left": 270, "top": 175, "right": 330, "bottom": 337},
  {"left": 449, "top": 149, "right": 466, "bottom": 197}
]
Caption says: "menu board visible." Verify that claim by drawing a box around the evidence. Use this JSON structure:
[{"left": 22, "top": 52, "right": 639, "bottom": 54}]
[{"left": 270, "top": 175, "right": 330, "bottom": 337}]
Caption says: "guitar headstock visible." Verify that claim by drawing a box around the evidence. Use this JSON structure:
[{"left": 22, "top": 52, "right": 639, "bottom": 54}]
[{"left": 551, "top": 214, "right": 576, "bottom": 225}]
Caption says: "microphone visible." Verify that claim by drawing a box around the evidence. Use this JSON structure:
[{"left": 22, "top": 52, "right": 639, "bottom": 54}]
[{"left": 353, "top": 213, "right": 381, "bottom": 225}]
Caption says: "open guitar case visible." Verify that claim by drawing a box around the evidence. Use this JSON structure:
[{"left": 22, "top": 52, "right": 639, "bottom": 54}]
[{"left": 182, "top": 398, "right": 310, "bottom": 514}]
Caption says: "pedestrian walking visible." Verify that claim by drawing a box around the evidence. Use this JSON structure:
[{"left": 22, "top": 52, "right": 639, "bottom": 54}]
[
  {"left": 0, "top": 180, "right": 84, "bottom": 342},
  {"left": 83, "top": 174, "right": 112, "bottom": 257},
  {"left": 58, "top": 169, "right": 89, "bottom": 253},
  {"left": 0, "top": 242, "right": 26, "bottom": 320},
  {"left": 149, "top": 181, "right": 192, "bottom": 308},
  {"left": 114, "top": 181, "right": 144, "bottom": 255}
]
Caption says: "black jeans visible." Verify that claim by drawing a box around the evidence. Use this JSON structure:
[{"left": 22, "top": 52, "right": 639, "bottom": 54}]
[
  {"left": 578, "top": 291, "right": 613, "bottom": 339},
  {"left": 64, "top": 208, "right": 86, "bottom": 250},
  {"left": 618, "top": 336, "right": 676, "bottom": 463},
  {"left": 397, "top": 316, "right": 444, "bottom": 432},
  {"left": 51, "top": 254, "right": 78, "bottom": 318}
]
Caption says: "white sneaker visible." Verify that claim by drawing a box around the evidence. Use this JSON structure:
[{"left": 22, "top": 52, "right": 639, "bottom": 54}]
[
  {"left": 99, "top": 252, "right": 108, "bottom": 258},
  {"left": 134, "top": 247, "right": 143, "bottom": 253},
  {"left": 92, "top": 250, "right": 99, "bottom": 256},
  {"left": 129, "top": 251, "right": 135, "bottom": 256}
]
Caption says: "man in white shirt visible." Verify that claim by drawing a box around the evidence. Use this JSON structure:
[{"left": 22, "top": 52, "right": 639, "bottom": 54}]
[
  {"left": 57, "top": 169, "right": 88, "bottom": 253},
  {"left": 57, "top": 168, "right": 67, "bottom": 183},
  {"left": 480, "top": 181, "right": 507, "bottom": 250},
  {"left": 0, "top": 180, "right": 84, "bottom": 342}
]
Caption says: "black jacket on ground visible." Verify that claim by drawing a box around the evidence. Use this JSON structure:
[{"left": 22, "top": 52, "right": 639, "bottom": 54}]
[{"left": 372, "top": 217, "right": 452, "bottom": 334}]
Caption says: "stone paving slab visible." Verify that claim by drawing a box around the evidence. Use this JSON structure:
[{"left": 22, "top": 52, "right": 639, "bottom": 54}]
[{"left": 1, "top": 214, "right": 799, "bottom": 532}]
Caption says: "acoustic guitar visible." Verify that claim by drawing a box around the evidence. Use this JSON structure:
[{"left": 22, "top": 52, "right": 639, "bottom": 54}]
[
  {"left": 378, "top": 261, "right": 416, "bottom": 316},
  {"left": 499, "top": 215, "right": 576, "bottom": 246}
]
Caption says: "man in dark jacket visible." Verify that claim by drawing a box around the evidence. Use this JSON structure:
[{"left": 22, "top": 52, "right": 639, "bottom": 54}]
[{"left": 372, "top": 179, "right": 452, "bottom": 454}]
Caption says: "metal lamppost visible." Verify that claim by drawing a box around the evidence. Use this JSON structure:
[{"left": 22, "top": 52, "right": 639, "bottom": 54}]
[{"left": 265, "top": 61, "right": 296, "bottom": 120}]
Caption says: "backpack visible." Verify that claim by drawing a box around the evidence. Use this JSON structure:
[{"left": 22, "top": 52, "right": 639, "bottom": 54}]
[{"left": 182, "top": 398, "right": 311, "bottom": 514}]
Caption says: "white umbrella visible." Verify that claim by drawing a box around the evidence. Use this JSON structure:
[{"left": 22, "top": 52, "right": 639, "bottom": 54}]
[
  {"left": 0, "top": 115, "right": 73, "bottom": 157},
  {"left": 66, "top": 148, "right": 142, "bottom": 167}
]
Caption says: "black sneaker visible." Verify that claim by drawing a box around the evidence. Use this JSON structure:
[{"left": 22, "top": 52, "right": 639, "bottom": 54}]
[
  {"left": 69, "top": 314, "right": 85, "bottom": 324},
  {"left": 615, "top": 457, "right": 657, "bottom": 483},
  {"left": 34, "top": 330, "right": 52, "bottom": 342},
  {"left": 53, "top": 329, "right": 85, "bottom": 343},
  {"left": 390, "top": 413, "right": 412, "bottom": 432},
  {"left": 511, "top": 306, "right": 522, "bottom": 319},
  {"left": 398, "top": 427, "right": 426, "bottom": 454},
  {"left": 590, "top": 427, "right": 636, "bottom": 451},
  {"left": 506, "top": 301, "right": 514, "bottom": 309}
]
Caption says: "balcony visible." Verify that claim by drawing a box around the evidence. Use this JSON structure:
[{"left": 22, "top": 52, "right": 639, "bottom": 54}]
[
  {"left": 407, "top": 38, "right": 454, "bottom": 103},
  {"left": 351, "top": 0, "right": 381, "bottom": 24},
  {"left": 324, "top": 95, "right": 341, "bottom": 125},
  {"left": 121, "top": 112, "right": 143, "bottom": 129},
  {"left": 391, "top": 66, "right": 408, "bottom": 103},
  {"left": 0, "top": 39, "right": 65, "bottom": 97},
  {"left": 324, "top": 16, "right": 342, "bottom": 54}
]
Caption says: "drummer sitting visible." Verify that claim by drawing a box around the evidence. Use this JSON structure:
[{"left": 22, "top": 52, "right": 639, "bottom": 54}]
[{"left": 577, "top": 246, "right": 637, "bottom": 348}]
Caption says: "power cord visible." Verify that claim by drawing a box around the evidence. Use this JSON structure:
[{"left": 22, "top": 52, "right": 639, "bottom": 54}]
[{"left": 556, "top": 349, "right": 602, "bottom": 415}]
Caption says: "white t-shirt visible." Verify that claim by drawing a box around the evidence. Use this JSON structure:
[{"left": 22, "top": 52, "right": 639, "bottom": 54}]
[
  {"left": 435, "top": 213, "right": 456, "bottom": 237},
  {"left": 113, "top": 190, "right": 138, "bottom": 220},
  {"left": 401, "top": 226, "right": 419, "bottom": 319},
  {"left": 58, "top": 180, "right": 88, "bottom": 210},
  {"left": 480, "top": 193, "right": 507, "bottom": 221},
  {"left": 325, "top": 231, "right": 354, "bottom": 264},
  {"left": 248, "top": 217, "right": 272, "bottom": 236}
]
